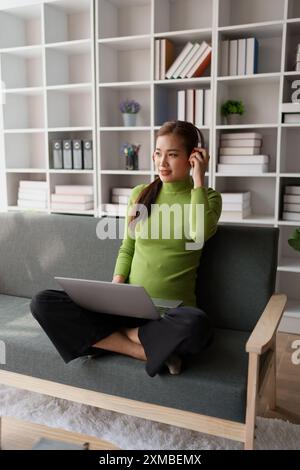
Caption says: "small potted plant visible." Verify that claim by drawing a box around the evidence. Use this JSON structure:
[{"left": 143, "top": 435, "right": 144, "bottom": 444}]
[
  {"left": 288, "top": 228, "right": 300, "bottom": 252},
  {"left": 119, "top": 99, "right": 141, "bottom": 127},
  {"left": 221, "top": 100, "right": 245, "bottom": 125},
  {"left": 120, "top": 142, "right": 141, "bottom": 170}
]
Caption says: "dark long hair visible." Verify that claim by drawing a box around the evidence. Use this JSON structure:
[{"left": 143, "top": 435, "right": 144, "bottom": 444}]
[{"left": 128, "top": 120, "right": 205, "bottom": 226}]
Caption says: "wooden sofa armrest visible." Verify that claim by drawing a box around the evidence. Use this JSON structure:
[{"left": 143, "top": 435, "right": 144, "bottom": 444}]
[{"left": 246, "top": 294, "right": 287, "bottom": 355}]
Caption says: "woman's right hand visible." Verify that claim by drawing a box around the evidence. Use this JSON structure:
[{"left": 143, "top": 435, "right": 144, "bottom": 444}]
[{"left": 112, "top": 275, "right": 125, "bottom": 283}]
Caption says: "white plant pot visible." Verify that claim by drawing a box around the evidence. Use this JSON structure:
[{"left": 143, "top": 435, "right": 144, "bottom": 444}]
[{"left": 122, "top": 113, "right": 137, "bottom": 126}]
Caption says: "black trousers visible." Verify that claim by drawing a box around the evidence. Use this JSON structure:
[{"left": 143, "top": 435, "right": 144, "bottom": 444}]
[{"left": 30, "top": 289, "right": 213, "bottom": 378}]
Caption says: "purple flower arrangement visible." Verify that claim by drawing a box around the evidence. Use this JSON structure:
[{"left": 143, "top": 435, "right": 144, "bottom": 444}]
[{"left": 119, "top": 99, "right": 141, "bottom": 114}]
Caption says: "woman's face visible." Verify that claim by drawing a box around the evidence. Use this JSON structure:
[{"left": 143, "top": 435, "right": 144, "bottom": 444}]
[{"left": 152, "top": 134, "right": 191, "bottom": 183}]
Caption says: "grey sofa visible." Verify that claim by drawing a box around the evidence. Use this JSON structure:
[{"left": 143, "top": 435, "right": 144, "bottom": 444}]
[{"left": 0, "top": 212, "right": 286, "bottom": 449}]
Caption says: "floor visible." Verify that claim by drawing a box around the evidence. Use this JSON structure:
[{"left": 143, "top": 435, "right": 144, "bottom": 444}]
[{"left": 1, "top": 332, "right": 299, "bottom": 450}]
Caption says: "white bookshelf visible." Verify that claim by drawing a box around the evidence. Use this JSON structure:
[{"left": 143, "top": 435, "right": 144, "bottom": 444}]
[{"left": 1, "top": 0, "right": 300, "bottom": 333}]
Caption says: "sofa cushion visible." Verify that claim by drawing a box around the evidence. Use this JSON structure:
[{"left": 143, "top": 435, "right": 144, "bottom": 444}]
[{"left": 0, "top": 294, "right": 250, "bottom": 423}]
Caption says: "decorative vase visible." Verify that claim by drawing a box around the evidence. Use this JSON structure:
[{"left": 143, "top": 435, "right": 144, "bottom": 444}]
[
  {"left": 226, "top": 114, "right": 241, "bottom": 125},
  {"left": 122, "top": 113, "right": 137, "bottom": 127}
]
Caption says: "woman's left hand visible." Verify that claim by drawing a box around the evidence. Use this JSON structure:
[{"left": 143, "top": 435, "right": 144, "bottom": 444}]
[{"left": 188, "top": 147, "right": 210, "bottom": 188}]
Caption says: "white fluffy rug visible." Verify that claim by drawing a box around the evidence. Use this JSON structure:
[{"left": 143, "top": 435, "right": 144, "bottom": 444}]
[{"left": 0, "top": 384, "right": 299, "bottom": 450}]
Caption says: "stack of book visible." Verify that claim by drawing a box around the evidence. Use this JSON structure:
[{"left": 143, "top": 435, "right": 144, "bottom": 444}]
[
  {"left": 50, "top": 185, "right": 94, "bottom": 212},
  {"left": 220, "top": 37, "right": 259, "bottom": 76},
  {"left": 281, "top": 102, "right": 300, "bottom": 124},
  {"left": 220, "top": 192, "right": 252, "bottom": 221},
  {"left": 103, "top": 187, "right": 132, "bottom": 216},
  {"left": 282, "top": 186, "right": 300, "bottom": 222},
  {"left": 177, "top": 88, "right": 211, "bottom": 126},
  {"left": 156, "top": 40, "right": 211, "bottom": 80},
  {"left": 17, "top": 180, "right": 48, "bottom": 210},
  {"left": 217, "top": 132, "right": 269, "bottom": 174}
]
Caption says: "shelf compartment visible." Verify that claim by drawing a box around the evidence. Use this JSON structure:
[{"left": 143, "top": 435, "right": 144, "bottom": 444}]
[
  {"left": 216, "top": 127, "right": 278, "bottom": 173},
  {"left": 99, "top": 86, "right": 150, "bottom": 127},
  {"left": 278, "top": 225, "right": 300, "bottom": 271},
  {"left": 218, "top": 24, "right": 283, "bottom": 75},
  {"left": 3, "top": 91, "right": 44, "bottom": 130},
  {"left": 45, "top": 41, "right": 92, "bottom": 86},
  {"left": 154, "top": 84, "right": 212, "bottom": 128},
  {"left": 0, "top": 5, "right": 42, "bottom": 49},
  {"left": 278, "top": 176, "right": 300, "bottom": 221},
  {"left": 218, "top": 0, "right": 285, "bottom": 27},
  {"left": 49, "top": 172, "right": 95, "bottom": 214},
  {"left": 215, "top": 176, "right": 276, "bottom": 221},
  {"left": 99, "top": 129, "right": 151, "bottom": 171},
  {"left": 154, "top": 0, "right": 213, "bottom": 33},
  {"left": 216, "top": 79, "right": 280, "bottom": 126},
  {"left": 0, "top": 46, "right": 43, "bottom": 89},
  {"left": 47, "top": 87, "right": 92, "bottom": 128},
  {"left": 44, "top": 0, "right": 91, "bottom": 45},
  {"left": 288, "top": 0, "right": 300, "bottom": 20},
  {"left": 276, "top": 271, "right": 300, "bottom": 305},
  {"left": 6, "top": 171, "right": 47, "bottom": 208},
  {"left": 48, "top": 129, "right": 93, "bottom": 170},
  {"left": 284, "top": 22, "right": 300, "bottom": 72},
  {"left": 280, "top": 127, "right": 300, "bottom": 173},
  {"left": 98, "top": 38, "right": 151, "bottom": 83},
  {"left": 4, "top": 132, "right": 46, "bottom": 170},
  {"left": 98, "top": 0, "right": 151, "bottom": 39}
]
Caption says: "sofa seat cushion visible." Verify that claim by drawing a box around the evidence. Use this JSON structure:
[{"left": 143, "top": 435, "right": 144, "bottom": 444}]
[{"left": 0, "top": 294, "right": 250, "bottom": 423}]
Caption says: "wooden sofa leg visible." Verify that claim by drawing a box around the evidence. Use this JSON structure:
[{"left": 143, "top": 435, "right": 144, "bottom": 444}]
[
  {"left": 0, "top": 416, "right": 2, "bottom": 450},
  {"left": 244, "top": 353, "right": 259, "bottom": 450},
  {"left": 268, "top": 343, "right": 277, "bottom": 411}
]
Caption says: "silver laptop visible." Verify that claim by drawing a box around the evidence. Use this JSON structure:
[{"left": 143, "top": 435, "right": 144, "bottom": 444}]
[{"left": 54, "top": 277, "right": 183, "bottom": 320}]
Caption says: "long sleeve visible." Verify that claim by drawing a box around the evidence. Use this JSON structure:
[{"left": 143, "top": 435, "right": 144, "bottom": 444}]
[
  {"left": 113, "top": 184, "right": 146, "bottom": 280},
  {"left": 189, "top": 187, "right": 222, "bottom": 244}
]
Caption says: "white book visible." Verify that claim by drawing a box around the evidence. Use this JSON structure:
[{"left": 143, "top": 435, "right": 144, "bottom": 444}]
[
  {"left": 220, "top": 139, "right": 261, "bottom": 147},
  {"left": 221, "top": 132, "right": 262, "bottom": 140},
  {"left": 217, "top": 163, "right": 268, "bottom": 173},
  {"left": 204, "top": 88, "right": 212, "bottom": 127},
  {"left": 220, "top": 206, "right": 252, "bottom": 220},
  {"left": 222, "top": 201, "right": 251, "bottom": 211},
  {"left": 219, "top": 147, "right": 260, "bottom": 157},
  {"left": 19, "top": 180, "right": 47, "bottom": 189},
  {"left": 285, "top": 186, "right": 300, "bottom": 195},
  {"left": 221, "top": 192, "right": 251, "bottom": 203},
  {"left": 186, "top": 89, "right": 195, "bottom": 123},
  {"left": 165, "top": 42, "right": 194, "bottom": 79},
  {"left": 51, "top": 194, "right": 94, "bottom": 203},
  {"left": 246, "top": 37, "right": 258, "bottom": 74},
  {"left": 219, "top": 155, "right": 269, "bottom": 164},
  {"left": 112, "top": 187, "right": 133, "bottom": 196},
  {"left": 219, "top": 147, "right": 260, "bottom": 156},
  {"left": 229, "top": 39, "right": 238, "bottom": 75},
  {"left": 179, "top": 42, "right": 207, "bottom": 78},
  {"left": 177, "top": 90, "right": 186, "bottom": 120},
  {"left": 282, "top": 211, "right": 300, "bottom": 221},
  {"left": 220, "top": 40, "right": 229, "bottom": 76},
  {"left": 112, "top": 194, "right": 130, "bottom": 204},
  {"left": 281, "top": 102, "right": 300, "bottom": 113},
  {"left": 284, "top": 195, "right": 300, "bottom": 204},
  {"left": 18, "top": 190, "right": 48, "bottom": 201},
  {"left": 51, "top": 202, "right": 94, "bottom": 211},
  {"left": 104, "top": 203, "right": 127, "bottom": 216},
  {"left": 283, "top": 114, "right": 300, "bottom": 123},
  {"left": 283, "top": 203, "right": 300, "bottom": 212},
  {"left": 186, "top": 44, "right": 211, "bottom": 79},
  {"left": 155, "top": 39, "right": 160, "bottom": 81},
  {"left": 175, "top": 43, "right": 200, "bottom": 79},
  {"left": 237, "top": 38, "right": 247, "bottom": 75},
  {"left": 17, "top": 199, "right": 47, "bottom": 208},
  {"left": 194, "top": 89, "right": 204, "bottom": 127},
  {"left": 55, "top": 185, "right": 93, "bottom": 195}
]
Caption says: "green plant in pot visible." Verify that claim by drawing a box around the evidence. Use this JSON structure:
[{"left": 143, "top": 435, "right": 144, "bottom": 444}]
[
  {"left": 288, "top": 228, "right": 300, "bottom": 252},
  {"left": 221, "top": 100, "right": 245, "bottom": 125}
]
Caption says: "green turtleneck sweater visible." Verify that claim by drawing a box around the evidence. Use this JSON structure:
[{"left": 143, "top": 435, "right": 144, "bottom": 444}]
[{"left": 113, "top": 177, "right": 222, "bottom": 307}]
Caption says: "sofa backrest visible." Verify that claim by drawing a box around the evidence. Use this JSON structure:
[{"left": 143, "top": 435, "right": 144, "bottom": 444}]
[
  {"left": 196, "top": 224, "right": 279, "bottom": 332},
  {"left": 0, "top": 213, "right": 278, "bottom": 332}
]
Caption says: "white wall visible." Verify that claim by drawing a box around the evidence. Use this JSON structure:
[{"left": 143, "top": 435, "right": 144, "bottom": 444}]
[{"left": 0, "top": 0, "right": 56, "bottom": 8}]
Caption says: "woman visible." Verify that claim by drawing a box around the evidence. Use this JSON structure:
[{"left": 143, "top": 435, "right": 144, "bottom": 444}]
[{"left": 30, "top": 120, "right": 222, "bottom": 378}]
